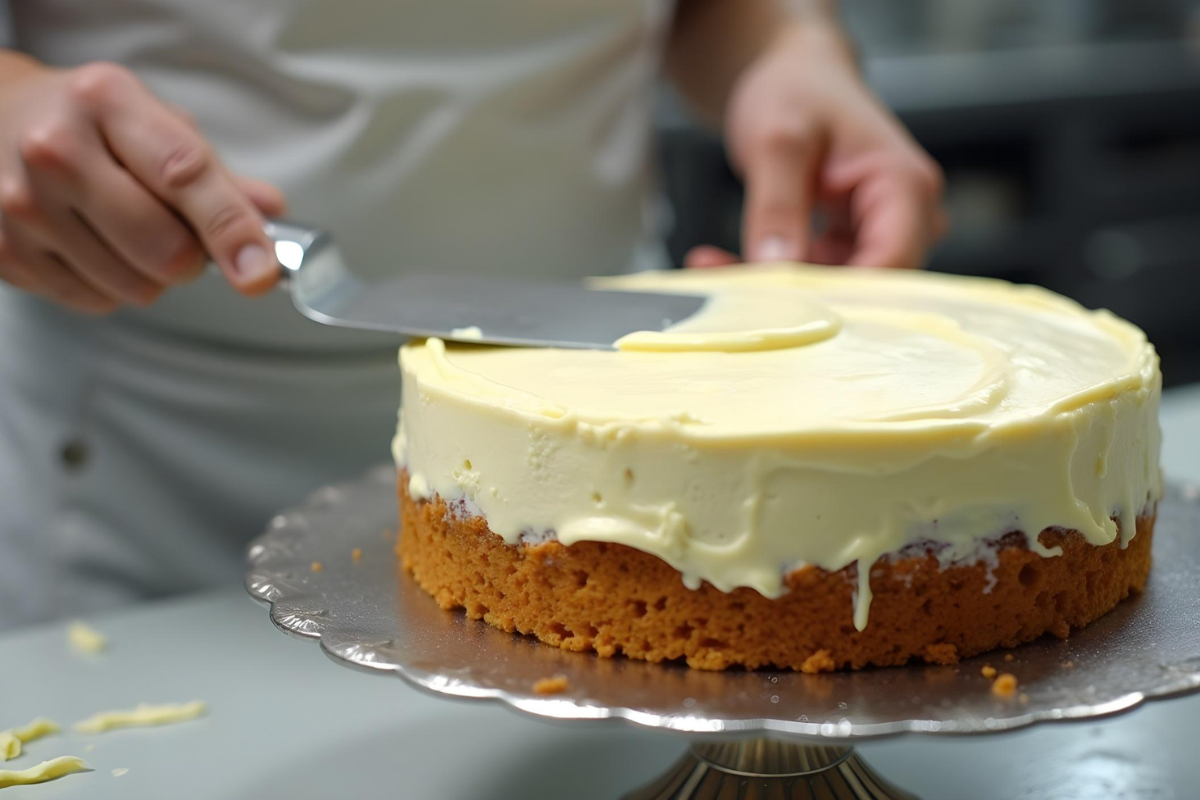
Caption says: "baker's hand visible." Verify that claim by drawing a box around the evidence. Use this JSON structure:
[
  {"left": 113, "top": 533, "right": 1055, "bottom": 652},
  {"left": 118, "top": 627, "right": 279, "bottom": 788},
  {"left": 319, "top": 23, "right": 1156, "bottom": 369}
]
[
  {"left": 0, "top": 59, "right": 286, "bottom": 314},
  {"left": 686, "top": 25, "right": 946, "bottom": 270}
]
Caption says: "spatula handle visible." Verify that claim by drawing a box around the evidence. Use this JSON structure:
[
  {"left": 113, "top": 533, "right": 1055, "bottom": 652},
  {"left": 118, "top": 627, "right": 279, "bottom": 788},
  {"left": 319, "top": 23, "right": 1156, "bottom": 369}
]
[
  {"left": 262, "top": 220, "right": 330, "bottom": 287},
  {"left": 206, "top": 219, "right": 329, "bottom": 287}
]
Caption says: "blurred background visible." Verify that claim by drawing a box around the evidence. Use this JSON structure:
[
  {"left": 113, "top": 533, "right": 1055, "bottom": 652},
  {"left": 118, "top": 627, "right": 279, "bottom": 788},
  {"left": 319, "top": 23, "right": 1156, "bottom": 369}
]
[{"left": 659, "top": 0, "right": 1200, "bottom": 386}]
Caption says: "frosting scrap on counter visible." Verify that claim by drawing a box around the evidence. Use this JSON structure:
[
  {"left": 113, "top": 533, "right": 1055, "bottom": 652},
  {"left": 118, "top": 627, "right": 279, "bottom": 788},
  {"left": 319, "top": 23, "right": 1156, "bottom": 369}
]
[
  {"left": 67, "top": 621, "right": 108, "bottom": 654},
  {"left": 0, "top": 756, "right": 90, "bottom": 789},
  {"left": 11, "top": 718, "right": 60, "bottom": 743},
  {"left": 112, "top": 768, "right": 129, "bottom": 778},
  {"left": 0, "top": 718, "right": 61, "bottom": 761},
  {"left": 397, "top": 265, "right": 1162, "bottom": 630},
  {"left": 73, "top": 702, "right": 206, "bottom": 734}
]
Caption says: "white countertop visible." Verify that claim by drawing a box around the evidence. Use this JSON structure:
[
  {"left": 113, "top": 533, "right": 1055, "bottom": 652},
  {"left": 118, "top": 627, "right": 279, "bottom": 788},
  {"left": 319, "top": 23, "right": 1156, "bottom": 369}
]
[{"left": 4, "top": 384, "right": 1200, "bottom": 800}]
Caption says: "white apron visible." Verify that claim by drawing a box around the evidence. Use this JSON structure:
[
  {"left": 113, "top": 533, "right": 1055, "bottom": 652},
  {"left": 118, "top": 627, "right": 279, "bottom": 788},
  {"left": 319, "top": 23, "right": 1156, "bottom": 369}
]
[{"left": 0, "top": 0, "right": 672, "bottom": 627}]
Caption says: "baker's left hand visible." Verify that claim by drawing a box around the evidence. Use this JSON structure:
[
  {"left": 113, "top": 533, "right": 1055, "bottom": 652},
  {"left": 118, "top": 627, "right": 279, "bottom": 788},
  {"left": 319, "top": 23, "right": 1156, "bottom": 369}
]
[{"left": 687, "top": 24, "right": 947, "bottom": 270}]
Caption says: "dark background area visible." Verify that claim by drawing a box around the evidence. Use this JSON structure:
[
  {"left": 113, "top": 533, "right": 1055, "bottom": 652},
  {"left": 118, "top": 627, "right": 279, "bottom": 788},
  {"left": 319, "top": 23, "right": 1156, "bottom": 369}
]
[{"left": 658, "top": 0, "right": 1200, "bottom": 387}]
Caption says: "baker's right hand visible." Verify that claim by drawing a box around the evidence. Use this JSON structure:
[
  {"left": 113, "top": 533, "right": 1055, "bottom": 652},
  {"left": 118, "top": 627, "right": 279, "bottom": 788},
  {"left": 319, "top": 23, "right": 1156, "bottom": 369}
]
[{"left": 0, "top": 59, "right": 287, "bottom": 314}]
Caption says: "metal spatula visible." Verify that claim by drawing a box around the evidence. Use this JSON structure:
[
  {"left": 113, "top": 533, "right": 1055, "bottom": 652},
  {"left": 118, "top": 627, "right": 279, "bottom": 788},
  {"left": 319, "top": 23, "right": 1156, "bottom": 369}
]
[{"left": 265, "top": 221, "right": 708, "bottom": 350}]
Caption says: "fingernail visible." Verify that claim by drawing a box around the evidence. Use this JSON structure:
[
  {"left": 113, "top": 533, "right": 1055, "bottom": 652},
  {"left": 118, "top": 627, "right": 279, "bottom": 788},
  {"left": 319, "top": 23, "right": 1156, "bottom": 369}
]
[
  {"left": 751, "top": 236, "right": 800, "bottom": 262},
  {"left": 234, "top": 244, "right": 275, "bottom": 282}
]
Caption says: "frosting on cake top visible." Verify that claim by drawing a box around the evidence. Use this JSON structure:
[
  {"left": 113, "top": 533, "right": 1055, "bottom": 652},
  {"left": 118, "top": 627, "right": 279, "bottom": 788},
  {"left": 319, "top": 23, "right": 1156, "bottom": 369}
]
[{"left": 396, "top": 265, "right": 1162, "bottom": 628}]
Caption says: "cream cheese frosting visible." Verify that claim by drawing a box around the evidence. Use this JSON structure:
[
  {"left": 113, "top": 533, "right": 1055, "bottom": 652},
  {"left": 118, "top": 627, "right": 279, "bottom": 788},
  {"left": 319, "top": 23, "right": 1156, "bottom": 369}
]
[
  {"left": 67, "top": 621, "right": 108, "bottom": 655},
  {"left": 395, "top": 265, "right": 1162, "bottom": 629},
  {"left": 0, "top": 756, "right": 90, "bottom": 789},
  {"left": 73, "top": 702, "right": 206, "bottom": 734},
  {"left": 0, "top": 718, "right": 61, "bottom": 761}
]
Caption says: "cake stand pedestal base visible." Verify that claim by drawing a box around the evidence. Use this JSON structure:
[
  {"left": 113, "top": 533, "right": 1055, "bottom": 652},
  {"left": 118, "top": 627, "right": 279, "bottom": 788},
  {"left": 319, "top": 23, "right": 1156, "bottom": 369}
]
[{"left": 624, "top": 738, "right": 915, "bottom": 800}]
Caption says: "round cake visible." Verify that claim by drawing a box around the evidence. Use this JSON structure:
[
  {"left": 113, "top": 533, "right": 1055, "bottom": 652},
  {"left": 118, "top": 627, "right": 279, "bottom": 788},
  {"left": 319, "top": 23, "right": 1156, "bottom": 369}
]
[{"left": 394, "top": 265, "right": 1162, "bottom": 671}]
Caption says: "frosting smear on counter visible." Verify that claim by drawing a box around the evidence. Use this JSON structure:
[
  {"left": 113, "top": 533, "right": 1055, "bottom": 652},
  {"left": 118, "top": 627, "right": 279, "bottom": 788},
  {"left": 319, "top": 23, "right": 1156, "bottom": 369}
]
[
  {"left": 73, "top": 702, "right": 206, "bottom": 734},
  {"left": 0, "top": 718, "right": 60, "bottom": 761},
  {"left": 67, "top": 621, "right": 108, "bottom": 654},
  {"left": 396, "top": 265, "right": 1162, "bottom": 628},
  {"left": 0, "top": 756, "right": 90, "bottom": 789}
]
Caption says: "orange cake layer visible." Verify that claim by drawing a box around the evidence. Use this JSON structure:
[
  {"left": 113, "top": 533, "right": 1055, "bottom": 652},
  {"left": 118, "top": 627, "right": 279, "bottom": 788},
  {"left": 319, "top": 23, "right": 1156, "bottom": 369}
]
[{"left": 398, "top": 475, "right": 1154, "bottom": 672}]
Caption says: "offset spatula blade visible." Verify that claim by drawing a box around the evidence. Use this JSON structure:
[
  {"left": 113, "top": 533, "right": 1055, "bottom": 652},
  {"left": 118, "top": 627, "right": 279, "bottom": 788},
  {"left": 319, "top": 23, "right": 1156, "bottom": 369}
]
[{"left": 271, "top": 221, "right": 708, "bottom": 349}]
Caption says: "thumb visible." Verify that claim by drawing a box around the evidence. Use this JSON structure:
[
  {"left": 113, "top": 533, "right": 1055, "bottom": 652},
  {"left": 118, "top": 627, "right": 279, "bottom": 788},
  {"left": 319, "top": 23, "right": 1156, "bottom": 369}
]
[
  {"left": 738, "top": 125, "right": 824, "bottom": 263},
  {"left": 207, "top": 175, "right": 286, "bottom": 295}
]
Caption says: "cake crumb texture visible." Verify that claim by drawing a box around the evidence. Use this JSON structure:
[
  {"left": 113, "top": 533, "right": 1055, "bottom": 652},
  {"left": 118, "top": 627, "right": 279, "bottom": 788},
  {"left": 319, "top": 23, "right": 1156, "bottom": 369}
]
[
  {"left": 922, "top": 643, "right": 959, "bottom": 665},
  {"left": 399, "top": 478, "right": 1153, "bottom": 671},
  {"left": 532, "top": 676, "right": 569, "bottom": 695},
  {"left": 981, "top": 665, "right": 997, "bottom": 679},
  {"left": 992, "top": 673, "right": 1019, "bottom": 698},
  {"left": 800, "top": 649, "right": 835, "bottom": 674}
]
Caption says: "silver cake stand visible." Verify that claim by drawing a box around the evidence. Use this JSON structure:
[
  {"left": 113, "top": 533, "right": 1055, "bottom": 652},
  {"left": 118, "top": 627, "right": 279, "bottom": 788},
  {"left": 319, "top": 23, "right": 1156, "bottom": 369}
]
[{"left": 245, "top": 465, "right": 1200, "bottom": 799}]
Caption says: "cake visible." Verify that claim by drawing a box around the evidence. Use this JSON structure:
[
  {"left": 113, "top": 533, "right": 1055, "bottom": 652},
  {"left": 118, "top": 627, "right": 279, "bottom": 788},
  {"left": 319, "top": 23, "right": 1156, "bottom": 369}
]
[{"left": 394, "top": 265, "right": 1162, "bottom": 671}]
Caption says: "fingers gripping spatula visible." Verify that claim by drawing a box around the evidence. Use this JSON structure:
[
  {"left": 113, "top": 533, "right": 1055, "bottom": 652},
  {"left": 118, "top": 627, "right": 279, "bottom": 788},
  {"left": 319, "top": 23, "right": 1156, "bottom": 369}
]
[{"left": 265, "top": 221, "right": 708, "bottom": 349}]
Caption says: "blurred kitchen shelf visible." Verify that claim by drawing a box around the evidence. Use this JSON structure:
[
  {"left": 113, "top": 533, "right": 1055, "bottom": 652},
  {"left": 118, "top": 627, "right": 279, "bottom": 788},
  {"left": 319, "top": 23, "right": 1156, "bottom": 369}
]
[
  {"left": 867, "top": 39, "right": 1200, "bottom": 118},
  {"left": 658, "top": 39, "right": 1200, "bottom": 133}
]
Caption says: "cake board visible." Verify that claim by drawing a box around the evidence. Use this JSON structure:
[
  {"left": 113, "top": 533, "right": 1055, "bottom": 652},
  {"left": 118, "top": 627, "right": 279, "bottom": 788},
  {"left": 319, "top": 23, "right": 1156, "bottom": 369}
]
[{"left": 246, "top": 465, "right": 1200, "bottom": 799}]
